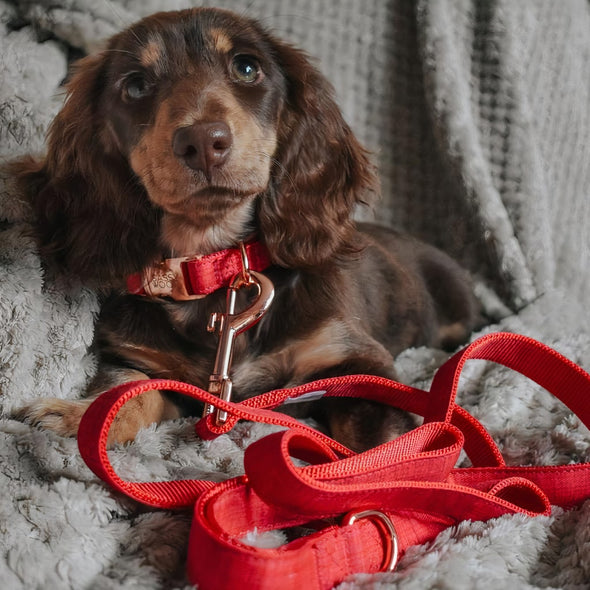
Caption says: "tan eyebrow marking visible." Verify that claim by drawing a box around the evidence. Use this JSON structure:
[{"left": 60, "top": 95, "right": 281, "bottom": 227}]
[
  {"left": 140, "top": 40, "right": 162, "bottom": 67},
  {"left": 210, "top": 28, "right": 233, "bottom": 53}
]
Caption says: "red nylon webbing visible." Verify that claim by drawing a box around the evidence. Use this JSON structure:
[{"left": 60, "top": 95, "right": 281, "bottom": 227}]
[
  {"left": 182, "top": 240, "right": 272, "bottom": 296},
  {"left": 77, "top": 332, "right": 590, "bottom": 589}
]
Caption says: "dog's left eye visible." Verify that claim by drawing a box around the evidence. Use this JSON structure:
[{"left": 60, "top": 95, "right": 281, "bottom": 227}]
[{"left": 230, "top": 56, "right": 262, "bottom": 84}]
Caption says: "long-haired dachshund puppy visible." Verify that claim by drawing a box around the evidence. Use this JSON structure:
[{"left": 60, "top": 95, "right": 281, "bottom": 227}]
[{"left": 14, "top": 8, "right": 481, "bottom": 452}]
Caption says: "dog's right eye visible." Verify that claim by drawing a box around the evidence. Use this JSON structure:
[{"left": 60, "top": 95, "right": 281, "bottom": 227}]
[{"left": 122, "top": 73, "right": 153, "bottom": 101}]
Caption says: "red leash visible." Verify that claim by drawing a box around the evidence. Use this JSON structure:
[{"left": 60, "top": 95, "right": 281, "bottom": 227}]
[{"left": 77, "top": 332, "right": 590, "bottom": 589}]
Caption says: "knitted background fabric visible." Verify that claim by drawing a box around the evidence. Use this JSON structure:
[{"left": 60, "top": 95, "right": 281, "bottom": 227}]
[{"left": 1, "top": 0, "right": 590, "bottom": 588}]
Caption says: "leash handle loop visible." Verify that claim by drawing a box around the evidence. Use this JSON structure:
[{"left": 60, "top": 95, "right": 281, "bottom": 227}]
[{"left": 425, "top": 332, "right": 590, "bottom": 428}]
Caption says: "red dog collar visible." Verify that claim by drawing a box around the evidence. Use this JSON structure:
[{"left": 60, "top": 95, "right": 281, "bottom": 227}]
[{"left": 127, "top": 241, "right": 272, "bottom": 300}]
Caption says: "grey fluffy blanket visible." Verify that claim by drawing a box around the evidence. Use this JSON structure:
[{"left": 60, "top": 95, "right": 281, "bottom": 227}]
[{"left": 1, "top": 0, "right": 590, "bottom": 588}]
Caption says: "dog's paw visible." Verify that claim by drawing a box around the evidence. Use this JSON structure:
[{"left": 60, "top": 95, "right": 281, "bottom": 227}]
[{"left": 13, "top": 398, "right": 92, "bottom": 438}]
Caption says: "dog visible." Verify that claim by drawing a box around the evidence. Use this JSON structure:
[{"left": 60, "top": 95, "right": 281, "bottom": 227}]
[{"left": 13, "top": 7, "right": 481, "bottom": 452}]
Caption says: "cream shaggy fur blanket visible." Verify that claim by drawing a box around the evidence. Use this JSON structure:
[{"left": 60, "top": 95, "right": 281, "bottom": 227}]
[{"left": 1, "top": 1, "right": 590, "bottom": 588}]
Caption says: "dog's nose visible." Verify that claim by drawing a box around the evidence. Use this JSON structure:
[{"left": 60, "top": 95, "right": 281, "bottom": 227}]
[{"left": 172, "top": 121, "right": 232, "bottom": 178}]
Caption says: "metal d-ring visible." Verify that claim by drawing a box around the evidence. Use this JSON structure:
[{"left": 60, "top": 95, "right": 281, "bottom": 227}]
[
  {"left": 342, "top": 509, "right": 399, "bottom": 572},
  {"left": 238, "top": 241, "right": 252, "bottom": 286}
]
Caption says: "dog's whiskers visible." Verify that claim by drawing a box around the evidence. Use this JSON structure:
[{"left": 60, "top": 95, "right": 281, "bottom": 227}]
[
  {"left": 101, "top": 49, "right": 141, "bottom": 59},
  {"left": 256, "top": 151, "right": 298, "bottom": 197},
  {"left": 100, "top": 0, "right": 135, "bottom": 30},
  {"left": 100, "top": 0, "right": 154, "bottom": 57}
]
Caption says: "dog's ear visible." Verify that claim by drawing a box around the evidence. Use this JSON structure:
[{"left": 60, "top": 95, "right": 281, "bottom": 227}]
[
  {"left": 258, "top": 41, "right": 379, "bottom": 269},
  {"left": 12, "top": 53, "right": 160, "bottom": 286}
]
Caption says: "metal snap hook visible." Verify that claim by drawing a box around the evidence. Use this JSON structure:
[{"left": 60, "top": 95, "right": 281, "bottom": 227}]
[{"left": 203, "top": 269, "right": 275, "bottom": 425}]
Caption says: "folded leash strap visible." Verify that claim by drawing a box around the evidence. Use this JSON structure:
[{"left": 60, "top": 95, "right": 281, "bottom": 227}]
[{"left": 77, "top": 332, "right": 590, "bottom": 589}]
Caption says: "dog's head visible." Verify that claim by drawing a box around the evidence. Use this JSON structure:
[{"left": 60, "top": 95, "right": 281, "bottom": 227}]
[{"left": 17, "top": 8, "right": 378, "bottom": 283}]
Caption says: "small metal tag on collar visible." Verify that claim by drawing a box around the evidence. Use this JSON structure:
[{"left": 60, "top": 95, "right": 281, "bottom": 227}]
[{"left": 140, "top": 256, "right": 205, "bottom": 300}]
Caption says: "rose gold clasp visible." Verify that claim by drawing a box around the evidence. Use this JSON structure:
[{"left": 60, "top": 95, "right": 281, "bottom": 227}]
[
  {"left": 342, "top": 510, "right": 399, "bottom": 573},
  {"left": 203, "top": 251, "right": 274, "bottom": 425}
]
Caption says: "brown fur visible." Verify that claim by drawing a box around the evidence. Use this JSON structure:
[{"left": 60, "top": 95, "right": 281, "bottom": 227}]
[{"left": 12, "top": 8, "right": 482, "bottom": 452}]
